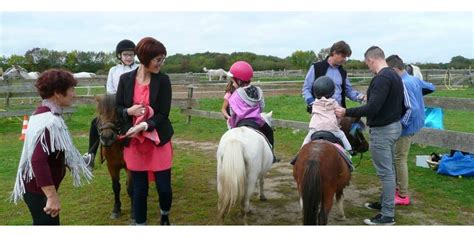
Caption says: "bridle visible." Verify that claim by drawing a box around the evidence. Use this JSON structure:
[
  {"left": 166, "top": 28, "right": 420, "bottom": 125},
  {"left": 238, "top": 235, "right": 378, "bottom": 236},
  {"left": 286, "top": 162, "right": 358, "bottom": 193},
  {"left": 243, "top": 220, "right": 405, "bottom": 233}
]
[
  {"left": 348, "top": 121, "right": 368, "bottom": 168},
  {"left": 97, "top": 119, "right": 121, "bottom": 147}
]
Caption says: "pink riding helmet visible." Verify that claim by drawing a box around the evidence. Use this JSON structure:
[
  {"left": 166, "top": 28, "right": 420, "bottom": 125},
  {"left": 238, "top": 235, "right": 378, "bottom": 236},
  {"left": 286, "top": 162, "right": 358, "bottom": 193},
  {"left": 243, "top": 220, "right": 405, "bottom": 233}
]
[{"left": 227, "top": 61, "right": 253, "bottom": 82}]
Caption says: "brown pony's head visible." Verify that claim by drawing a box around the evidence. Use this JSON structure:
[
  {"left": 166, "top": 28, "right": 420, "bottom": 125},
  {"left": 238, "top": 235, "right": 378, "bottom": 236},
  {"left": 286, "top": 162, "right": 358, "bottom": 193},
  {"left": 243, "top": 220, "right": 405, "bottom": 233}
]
[
  {"left": 340, "top": 117, "right": 369, "bottom": 154},
  {"left": 96, "top": 95, "right": 120, "bottom": 147}
]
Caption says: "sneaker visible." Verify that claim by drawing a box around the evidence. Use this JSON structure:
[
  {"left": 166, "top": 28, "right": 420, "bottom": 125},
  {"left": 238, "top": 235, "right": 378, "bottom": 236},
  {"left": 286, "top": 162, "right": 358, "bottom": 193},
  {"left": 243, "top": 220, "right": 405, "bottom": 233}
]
[
  {"left": 395, "top": 194, "right": 410, "bottom": 206},
  {"left": 364, "top": 214, "right": 395, "bottom": 225},
  {"left": 364, "top": 202, "right": 382, "bottom": 210}
]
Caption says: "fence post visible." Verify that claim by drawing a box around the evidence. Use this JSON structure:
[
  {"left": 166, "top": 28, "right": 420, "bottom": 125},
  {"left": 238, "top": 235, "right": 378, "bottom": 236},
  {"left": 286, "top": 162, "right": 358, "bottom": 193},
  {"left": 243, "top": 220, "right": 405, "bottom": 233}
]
[
  {"left": 5, "top": 79, "right": 11, "bottom": 107},
  {"left": 469, "top": 67, "right": 472, "bottom": 87},
  {"left": 186, "top": 84, "right": 195, "bottom": 124},
  {"left": 5, "top": 92, "right": 10, "bottom": 107},
  {"left": 424, "top": 70, "right": 429, "bottom": 82}
]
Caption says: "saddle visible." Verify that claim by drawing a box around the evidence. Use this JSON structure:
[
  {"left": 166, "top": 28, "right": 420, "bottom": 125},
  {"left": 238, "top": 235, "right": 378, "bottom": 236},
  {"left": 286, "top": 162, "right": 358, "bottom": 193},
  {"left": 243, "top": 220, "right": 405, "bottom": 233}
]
[
  {"left": 236, "top": 119, "right": 272, "bottom": 149},
  {"left": 310, "top": 130, "right": 353, "bottom": 172},
  {"left": 310, "top": 130, "right": 344, "bottom": 147}
]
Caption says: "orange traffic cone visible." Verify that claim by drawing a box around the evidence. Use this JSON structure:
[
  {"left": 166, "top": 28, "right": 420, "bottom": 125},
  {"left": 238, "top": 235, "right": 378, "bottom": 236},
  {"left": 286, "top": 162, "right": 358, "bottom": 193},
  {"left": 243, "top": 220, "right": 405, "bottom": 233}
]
[{"left": 19, "top": 115, "right": 28, "bottom": 141}]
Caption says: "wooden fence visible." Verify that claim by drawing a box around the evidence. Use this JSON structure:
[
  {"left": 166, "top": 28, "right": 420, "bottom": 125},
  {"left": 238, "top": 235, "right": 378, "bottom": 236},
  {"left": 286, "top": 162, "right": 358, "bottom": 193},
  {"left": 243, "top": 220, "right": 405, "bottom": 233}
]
[
  {"left": 1, "top": 68, "right": 471, "bottom": 107},
  {"left": 181, "top": 86, "right": 474, "bottom": 154}
]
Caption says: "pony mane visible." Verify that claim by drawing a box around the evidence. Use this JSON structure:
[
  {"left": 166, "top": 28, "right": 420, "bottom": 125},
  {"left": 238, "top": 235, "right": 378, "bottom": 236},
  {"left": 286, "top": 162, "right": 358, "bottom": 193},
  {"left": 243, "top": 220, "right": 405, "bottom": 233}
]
[{"left": 97, "top": 95, "right": 117, "bottom": 124}]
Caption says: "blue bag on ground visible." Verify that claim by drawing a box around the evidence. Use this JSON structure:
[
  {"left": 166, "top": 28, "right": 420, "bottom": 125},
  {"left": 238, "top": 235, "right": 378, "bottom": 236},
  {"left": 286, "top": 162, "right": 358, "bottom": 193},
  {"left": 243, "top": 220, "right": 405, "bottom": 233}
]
[
  {"left": 424, "top": 107, "right": 444, "bottom": 129},
  {"left": 437, "top": 151, "right": 474, "bottom": 177}
]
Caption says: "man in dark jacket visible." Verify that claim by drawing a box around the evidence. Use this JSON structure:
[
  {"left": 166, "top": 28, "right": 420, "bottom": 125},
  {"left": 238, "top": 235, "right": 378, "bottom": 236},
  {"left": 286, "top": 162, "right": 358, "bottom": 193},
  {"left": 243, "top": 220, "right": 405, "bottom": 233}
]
[
  {"left": 302, "top": 40, "right": 365, "bottom": 112},
  {"left": 336, "top": 46, "right": 405, "bottom": 225}
]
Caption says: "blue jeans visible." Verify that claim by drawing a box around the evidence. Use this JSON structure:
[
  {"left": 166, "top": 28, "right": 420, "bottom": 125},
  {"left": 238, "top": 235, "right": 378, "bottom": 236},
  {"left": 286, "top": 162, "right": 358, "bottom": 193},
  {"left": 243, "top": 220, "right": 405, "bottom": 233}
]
[
  {"left": 369, "top": 121, "right": 401, "bottom": 217},
  {"left": 132, "top": 169, "right": 172, "bottom": 224}
]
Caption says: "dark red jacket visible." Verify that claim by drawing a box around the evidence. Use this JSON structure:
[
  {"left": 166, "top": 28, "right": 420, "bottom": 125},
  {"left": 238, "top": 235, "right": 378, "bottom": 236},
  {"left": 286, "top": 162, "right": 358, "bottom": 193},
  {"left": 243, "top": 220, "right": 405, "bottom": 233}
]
[{"left": 25, "top": 106, "right": 66, "bottom": 195}]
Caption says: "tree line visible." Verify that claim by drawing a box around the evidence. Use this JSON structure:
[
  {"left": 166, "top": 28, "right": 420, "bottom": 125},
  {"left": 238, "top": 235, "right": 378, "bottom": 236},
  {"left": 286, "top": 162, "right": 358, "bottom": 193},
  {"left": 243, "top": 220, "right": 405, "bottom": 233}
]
[{"left": 1, "top": 48, "right": 472, "bottom": 75}]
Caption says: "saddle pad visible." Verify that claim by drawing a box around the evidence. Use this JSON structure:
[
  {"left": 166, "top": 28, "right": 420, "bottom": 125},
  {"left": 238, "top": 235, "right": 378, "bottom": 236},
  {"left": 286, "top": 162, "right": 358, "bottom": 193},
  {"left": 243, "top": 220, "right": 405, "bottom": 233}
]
[{"left": 333, "top": 143, "right": 354, "bottom": 172}]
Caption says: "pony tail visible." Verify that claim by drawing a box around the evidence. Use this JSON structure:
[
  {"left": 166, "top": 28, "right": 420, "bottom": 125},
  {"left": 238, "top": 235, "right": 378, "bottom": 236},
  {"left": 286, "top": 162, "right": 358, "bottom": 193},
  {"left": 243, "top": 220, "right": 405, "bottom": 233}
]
[
  {"left": 302, "top": 159, "right": 321, "bottom": 225},
  {"left": 217, "top": 139, "right": 246, "bottom": 219}
]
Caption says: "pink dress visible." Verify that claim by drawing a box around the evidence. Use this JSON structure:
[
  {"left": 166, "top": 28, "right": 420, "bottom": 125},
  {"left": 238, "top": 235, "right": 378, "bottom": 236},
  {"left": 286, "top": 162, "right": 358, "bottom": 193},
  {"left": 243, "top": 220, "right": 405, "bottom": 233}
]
[{"left": 124, "top": 81, "right": 173, "bottom": 172}]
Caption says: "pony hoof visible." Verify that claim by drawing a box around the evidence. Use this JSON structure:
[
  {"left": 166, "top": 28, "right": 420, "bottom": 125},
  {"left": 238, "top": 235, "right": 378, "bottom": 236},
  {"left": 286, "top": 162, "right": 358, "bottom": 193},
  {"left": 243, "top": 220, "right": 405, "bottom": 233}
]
[
  {"left": 110, "top": 212, "right": 121, "bottom": 219},
  {"left": 335, "top": 215, "right": 346, "bottom": 221},
  {"left": 259, "top": 197, "right": 267, "bottom": 201}
]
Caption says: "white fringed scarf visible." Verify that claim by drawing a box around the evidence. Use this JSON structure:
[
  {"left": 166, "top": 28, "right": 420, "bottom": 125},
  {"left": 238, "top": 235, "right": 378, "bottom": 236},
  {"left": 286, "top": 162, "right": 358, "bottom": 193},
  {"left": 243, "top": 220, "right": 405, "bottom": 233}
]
[{"left": 11, "top": 100, "right": 93, "bottom": 203}]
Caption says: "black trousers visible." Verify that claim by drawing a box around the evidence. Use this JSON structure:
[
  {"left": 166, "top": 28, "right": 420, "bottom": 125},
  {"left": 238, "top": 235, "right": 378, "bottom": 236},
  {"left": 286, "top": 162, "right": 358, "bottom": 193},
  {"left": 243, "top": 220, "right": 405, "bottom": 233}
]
[
  {"left": 131, "top": 169, "right": 172, "bottom": 224},
  {"left": 23, "top": 192, "right": 60, "bottom": 225},
  {"left": 88, "top": 117, "right": 99, "bottom": 154},
  {"left": 260, "top": 122, "right": 274, "bottom": 147}
]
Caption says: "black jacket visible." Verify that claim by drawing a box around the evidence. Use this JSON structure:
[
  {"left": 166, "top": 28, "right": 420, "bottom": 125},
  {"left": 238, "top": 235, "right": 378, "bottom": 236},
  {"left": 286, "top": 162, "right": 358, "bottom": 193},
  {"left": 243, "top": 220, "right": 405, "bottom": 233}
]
[
  {"left": 346, "top": 67, "right": 405, "bottom": 127},
  {"left": 313, "top": 58, "right": 348, "bottom": 108},
  {"left": 116, "top": 68, "right": 174, "bottom": 146}
]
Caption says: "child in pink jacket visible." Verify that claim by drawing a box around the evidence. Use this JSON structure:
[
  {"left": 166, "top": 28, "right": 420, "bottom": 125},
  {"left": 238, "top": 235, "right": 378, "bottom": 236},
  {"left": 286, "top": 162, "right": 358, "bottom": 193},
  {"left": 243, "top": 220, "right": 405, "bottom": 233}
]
[{"left": 301, "top": 76, "right": 352, "bottom": 152}]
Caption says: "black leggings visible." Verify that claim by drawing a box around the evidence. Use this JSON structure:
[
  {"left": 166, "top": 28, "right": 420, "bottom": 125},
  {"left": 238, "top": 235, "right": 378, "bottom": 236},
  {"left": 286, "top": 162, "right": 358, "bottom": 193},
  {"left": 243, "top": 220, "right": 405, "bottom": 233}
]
[
  {"left": 260, "top": 122, "right": 274, "bottom": 147},
  {"left": 88, "top": 117, "right": 100, "bottom": 154},
  {"left": 23, "top": 192, "right": 60, "bottom": 225},
  {"left": 131, "top": 169, "right": 172, "bottom": 224}
]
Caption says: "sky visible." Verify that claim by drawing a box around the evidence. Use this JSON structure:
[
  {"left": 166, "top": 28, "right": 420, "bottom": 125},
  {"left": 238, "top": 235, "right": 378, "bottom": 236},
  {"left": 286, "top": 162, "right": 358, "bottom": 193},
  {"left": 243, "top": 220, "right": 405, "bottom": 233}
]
[{"left": 0, "top": 1, "right": 473, "bottom": 64}]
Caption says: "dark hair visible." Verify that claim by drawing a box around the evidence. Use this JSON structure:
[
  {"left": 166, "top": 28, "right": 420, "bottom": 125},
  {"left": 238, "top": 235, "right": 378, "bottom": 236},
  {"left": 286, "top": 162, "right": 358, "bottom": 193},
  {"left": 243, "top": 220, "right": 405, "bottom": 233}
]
[
  {"left": 386, "top": 55, "right": 405, "bottom": 70},
  {"left": 330, "top": 41, "right": 352, "bottom": 57},
  {"left": 35, "top": 69, "right": 77, "bottom": 99},
  {"left": 364, "top": 46, "right": 385, "bottom": 60},
  {"left": 234, "top": 78, "right": 249, "bottom": 88},
  {"left": 225, "top": 79, "right": 236, "bottom": 93},
  {"left": 135, "top": 37, "right": 167, "bottom": 67}
]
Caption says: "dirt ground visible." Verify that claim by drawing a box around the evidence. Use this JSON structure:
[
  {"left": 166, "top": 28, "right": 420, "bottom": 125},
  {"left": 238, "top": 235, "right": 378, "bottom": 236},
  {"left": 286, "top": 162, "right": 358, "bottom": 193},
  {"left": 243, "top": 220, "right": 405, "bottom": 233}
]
[{"left": 172, "top": 138, "right": 392, "bottom": 225}]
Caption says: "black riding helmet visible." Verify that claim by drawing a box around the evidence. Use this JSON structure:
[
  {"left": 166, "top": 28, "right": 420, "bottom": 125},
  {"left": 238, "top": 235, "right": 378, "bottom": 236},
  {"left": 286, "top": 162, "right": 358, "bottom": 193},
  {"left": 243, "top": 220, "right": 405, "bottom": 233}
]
[
  {"left": 115, "top": 39, "right": 136, "bottom": 61},
  {"left": 312, "top": 76, "right": 335, "bottom": 99}
]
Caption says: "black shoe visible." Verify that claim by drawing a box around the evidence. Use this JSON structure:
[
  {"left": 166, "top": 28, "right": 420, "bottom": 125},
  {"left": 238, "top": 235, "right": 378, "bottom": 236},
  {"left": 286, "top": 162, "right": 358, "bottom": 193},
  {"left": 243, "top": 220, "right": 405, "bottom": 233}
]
[
  {"left": 364, "top": 202, "right": 382, "bottom": 210},
  {"left": 160, "top": 215, "right": 170, "bottom": 225},
  {"left": 272, "top": 154, "right": 280, "bottom": 163},
  {"left": 290, "top": 155, "right": 297, "bottom": 165},
  {"left": 363, "top": 214, "right": 395, "bottom": 225}
]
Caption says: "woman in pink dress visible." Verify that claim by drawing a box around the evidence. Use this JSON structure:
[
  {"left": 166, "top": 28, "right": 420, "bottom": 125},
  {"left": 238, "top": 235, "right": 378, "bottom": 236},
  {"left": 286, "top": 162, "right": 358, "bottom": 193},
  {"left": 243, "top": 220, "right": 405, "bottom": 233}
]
[{"left": 116, "top": 37, "right": 173, "bottom": 225}]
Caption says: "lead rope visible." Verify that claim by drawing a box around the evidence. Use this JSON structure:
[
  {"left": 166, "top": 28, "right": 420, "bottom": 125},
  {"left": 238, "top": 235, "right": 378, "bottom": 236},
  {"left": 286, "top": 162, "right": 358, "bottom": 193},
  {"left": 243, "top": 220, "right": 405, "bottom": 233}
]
[{"left": 354, "top": 153, "right": 365, "bottom": 168}]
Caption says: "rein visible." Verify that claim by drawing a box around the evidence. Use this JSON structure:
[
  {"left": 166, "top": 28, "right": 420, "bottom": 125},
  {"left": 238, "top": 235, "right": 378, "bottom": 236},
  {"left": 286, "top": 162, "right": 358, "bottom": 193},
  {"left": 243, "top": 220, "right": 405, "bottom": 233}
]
[{"left": 354, "top": 153, "right": 365, "bottom": 168}]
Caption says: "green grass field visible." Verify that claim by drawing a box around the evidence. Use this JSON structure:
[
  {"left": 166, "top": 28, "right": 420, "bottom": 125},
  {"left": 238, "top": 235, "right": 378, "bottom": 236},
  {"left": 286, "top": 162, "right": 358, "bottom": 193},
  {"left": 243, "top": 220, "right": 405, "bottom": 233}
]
[{"left": 0, "top": 88, "right": 473, "bottom": 225}]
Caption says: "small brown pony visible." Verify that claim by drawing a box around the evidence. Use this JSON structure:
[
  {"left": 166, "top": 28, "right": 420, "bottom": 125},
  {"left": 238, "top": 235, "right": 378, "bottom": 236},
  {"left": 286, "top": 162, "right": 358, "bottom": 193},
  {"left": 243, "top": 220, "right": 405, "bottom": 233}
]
[
  {"left": 293, "top": 117, "right": 368, "bottom": 225},
  {"left": 96, "top": 95, "right": 134, "bottom": 221}
]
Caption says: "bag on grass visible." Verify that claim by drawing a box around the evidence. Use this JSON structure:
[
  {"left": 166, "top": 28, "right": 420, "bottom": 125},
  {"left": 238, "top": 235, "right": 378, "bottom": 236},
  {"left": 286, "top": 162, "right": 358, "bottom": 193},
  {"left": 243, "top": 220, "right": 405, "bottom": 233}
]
[{"left": 437, "top": 151, "right": 474, "bottom": 177}]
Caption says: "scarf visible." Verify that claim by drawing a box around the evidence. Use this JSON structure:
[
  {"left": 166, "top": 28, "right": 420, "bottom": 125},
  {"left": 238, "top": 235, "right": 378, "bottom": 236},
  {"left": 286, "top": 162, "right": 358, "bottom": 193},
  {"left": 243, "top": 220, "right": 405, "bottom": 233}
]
[
  {"left": 11, "top": 101, "right": 93, "bottom": 203},
  {"left": 134, "top": 105, "right": 160, "bottom": 145}
]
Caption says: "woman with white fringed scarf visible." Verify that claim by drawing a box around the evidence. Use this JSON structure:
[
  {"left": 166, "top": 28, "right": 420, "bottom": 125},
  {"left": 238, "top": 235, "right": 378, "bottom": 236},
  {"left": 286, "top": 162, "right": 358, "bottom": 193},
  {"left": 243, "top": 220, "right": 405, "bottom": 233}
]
[{"left": 11, "top": 69, "right": 93, "bottom": 225}]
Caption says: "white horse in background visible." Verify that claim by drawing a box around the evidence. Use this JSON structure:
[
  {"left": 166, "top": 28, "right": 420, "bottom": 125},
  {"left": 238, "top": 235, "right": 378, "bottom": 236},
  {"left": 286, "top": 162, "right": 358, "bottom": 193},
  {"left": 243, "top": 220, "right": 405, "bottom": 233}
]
[
  {"left": 3, "top": 65, "right": 32, "bottom": 80},
  {"left": 216, "top": 111, "right": 274, "bottom": 224},
  {"left": 73, "top": 72, "right": 97, "bottom": 79},
  {"left": 203, "top": 67, "right": 227, "bottom": 81},
  {"left": 27, "top": 72, "right": 40, "bottom": 80}
]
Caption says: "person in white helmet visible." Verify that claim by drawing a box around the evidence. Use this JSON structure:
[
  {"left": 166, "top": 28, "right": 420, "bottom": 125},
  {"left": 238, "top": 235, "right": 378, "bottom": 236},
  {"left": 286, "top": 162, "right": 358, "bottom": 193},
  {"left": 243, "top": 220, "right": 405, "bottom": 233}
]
[{"left": 82, "top": 39, "right": 138, "bottom": 169}]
